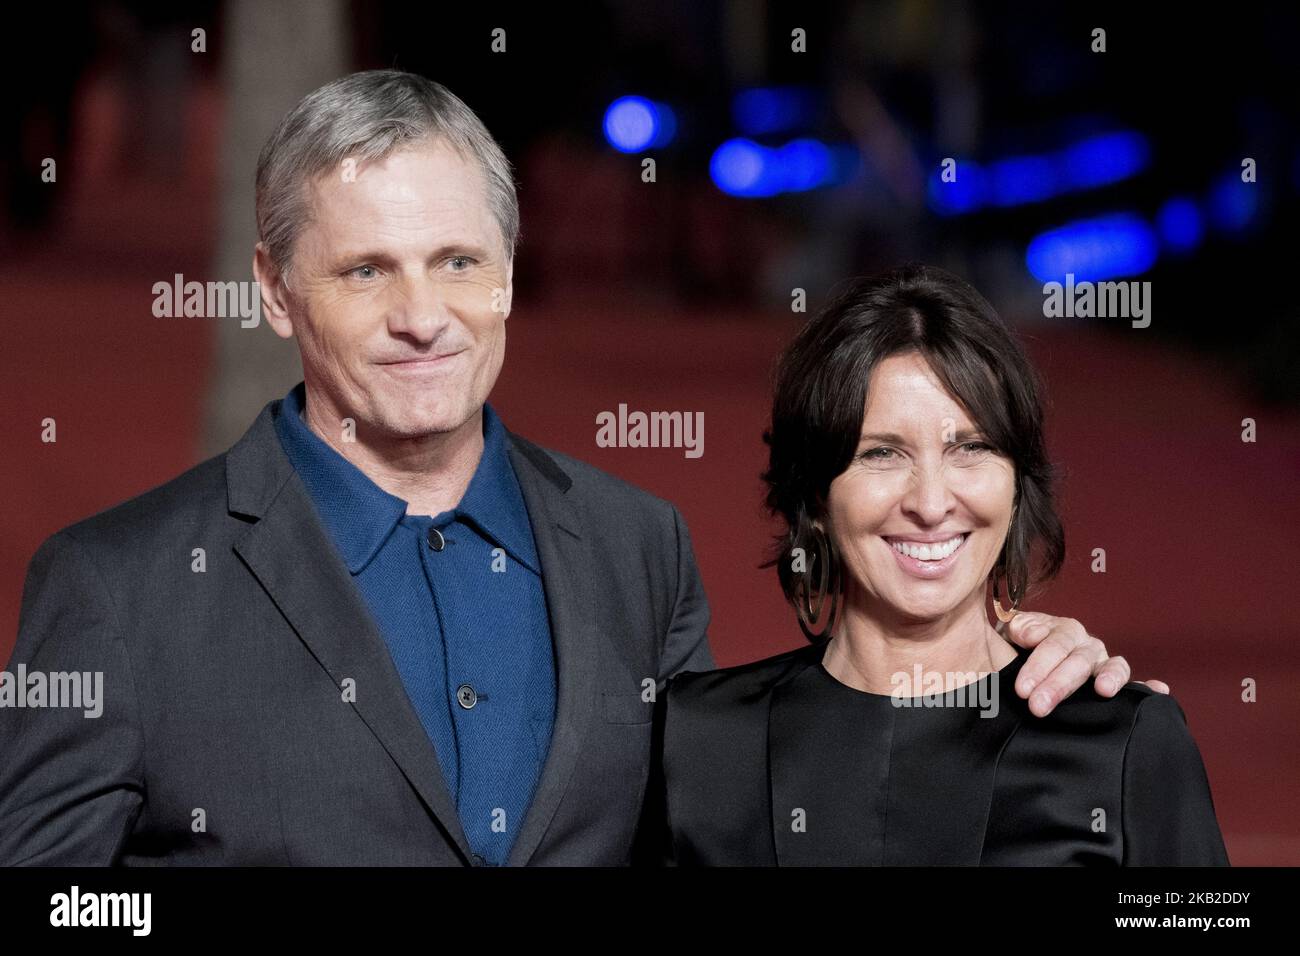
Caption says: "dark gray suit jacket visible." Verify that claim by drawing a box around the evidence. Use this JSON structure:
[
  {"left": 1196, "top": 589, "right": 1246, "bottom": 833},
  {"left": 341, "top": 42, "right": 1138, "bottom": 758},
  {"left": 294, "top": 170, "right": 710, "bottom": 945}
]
[{"left": 0, "top": 396, "right": 714, "bottom": 865}]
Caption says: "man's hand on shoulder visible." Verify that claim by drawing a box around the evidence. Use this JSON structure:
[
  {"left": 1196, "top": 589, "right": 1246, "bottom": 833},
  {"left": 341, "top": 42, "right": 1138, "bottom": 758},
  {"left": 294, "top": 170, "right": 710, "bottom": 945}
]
[{"left": 1002, "top": 611, "right": 1170, "bottom": 717}]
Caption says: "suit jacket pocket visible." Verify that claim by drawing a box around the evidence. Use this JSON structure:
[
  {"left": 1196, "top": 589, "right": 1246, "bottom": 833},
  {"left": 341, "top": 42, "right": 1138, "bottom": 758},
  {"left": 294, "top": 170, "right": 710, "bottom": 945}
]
[{"left": 603, "top": 692, "right": 654, "bottom": 724}]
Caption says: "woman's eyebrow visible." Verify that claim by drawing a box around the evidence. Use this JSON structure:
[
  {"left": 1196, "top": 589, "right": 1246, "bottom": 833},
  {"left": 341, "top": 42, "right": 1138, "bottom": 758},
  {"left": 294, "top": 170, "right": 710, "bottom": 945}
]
[{"left": 857, "top": 428, "right": 984, "bottom": 445}]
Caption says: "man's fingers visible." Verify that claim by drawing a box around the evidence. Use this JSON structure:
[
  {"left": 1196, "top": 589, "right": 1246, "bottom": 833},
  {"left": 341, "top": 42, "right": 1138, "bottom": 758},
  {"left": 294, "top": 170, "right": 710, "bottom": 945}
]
[
  {"left": 1092, "top": 655, "right": 1130, "bottom": 697},
  {"left": 1003, "top": 611, "right": 1054, "bottom": 648},
  {"left": 1006, "top": 611, "right": 1161, "bottom": 711},
  {"left": 1012, "top": 614, "right": 1095, "bottom": 693},
  {"left": 1022, "top": 644, "right": 1098, "bottom": 716},
  {"left": 1013, "top": 628, "right": 1078, "bottom": 699},
  {"left": 1134, "top": 679, "right": 1171, "bottom": 695}
]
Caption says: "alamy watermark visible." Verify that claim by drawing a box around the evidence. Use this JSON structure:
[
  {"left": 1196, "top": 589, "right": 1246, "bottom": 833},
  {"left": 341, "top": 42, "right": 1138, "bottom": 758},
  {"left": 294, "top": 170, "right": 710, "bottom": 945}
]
[
  {"left": 1042, "top": 272, "right": 1150, "bottom": 328},
  {"left": 0, "top": 665, "right": 104, "bottom": 718},
  {"left": 890, "top": 665, "right": 1000, "bottom": 718},
  {"left": 50, "top": 886, "right": 151, "bottom": 936},
  {"left": 152, "top": 273, "right": 262, "bottom": 328},
  {"left": 596, "top": 403, "right": 704, "bottom": 459}
]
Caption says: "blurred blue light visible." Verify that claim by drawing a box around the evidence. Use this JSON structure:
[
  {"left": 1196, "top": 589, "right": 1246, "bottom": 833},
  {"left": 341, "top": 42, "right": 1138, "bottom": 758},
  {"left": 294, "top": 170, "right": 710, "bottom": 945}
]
[
  {"left": 778, "top": 138, "right": 833, "bottom": 191},
  {"left": 1156, "top": 196, "right": 1204, "bottom": 253},
  {"left": 990, "top": 155, "right": 1058, "bottom": 206},
  {"left": 654, "top": 106, "right": 678, "bottom": 146},
  {"left": 1026, "top": 212, "right": 1159, "bottom": 283},
  {"left": 928, "top": 128, "right": 1151, "bottom": 215},
  {"left": 711, "top": 139, "right": 775, "bottom": 197},
  {"left": 928, "top": 162, "right": 987, "bottom": 215},
  {"left": 603, "top": 96, "right": 677, "bottom": 153},
  {"left": 1060, "top": 132, "right": 1150, "bottom": 189},
  {"left": 1207, "top": 172, "right": 1260, "bottom": 235},
  {"left": 733, "top": 87, "right": 816, "bottom": 136},
  {"left": 710, "top": 137, "right": 849, "bottom": 197}
]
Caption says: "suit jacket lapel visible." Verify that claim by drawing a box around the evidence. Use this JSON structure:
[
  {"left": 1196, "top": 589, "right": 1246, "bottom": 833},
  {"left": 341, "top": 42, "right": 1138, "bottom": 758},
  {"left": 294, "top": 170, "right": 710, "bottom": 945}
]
[
  {"left": 226, "top": 401, "right": 475, "bottom": 862},
  {"left": 504, "top": 434, "right": 599, "bottom": 866}
]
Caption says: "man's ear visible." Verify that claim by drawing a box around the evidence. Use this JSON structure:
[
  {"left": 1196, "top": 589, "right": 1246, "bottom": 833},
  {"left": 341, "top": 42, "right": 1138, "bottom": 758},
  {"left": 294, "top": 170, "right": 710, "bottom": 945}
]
[{"left": 253, "top": 243, "right": 295, "bottom": 339}]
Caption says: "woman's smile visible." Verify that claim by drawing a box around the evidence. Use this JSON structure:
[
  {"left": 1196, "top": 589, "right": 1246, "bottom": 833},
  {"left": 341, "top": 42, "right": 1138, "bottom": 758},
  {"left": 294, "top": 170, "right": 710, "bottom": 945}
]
[{"left": 882, "top": 532, "right": 970, "bottom": 578}]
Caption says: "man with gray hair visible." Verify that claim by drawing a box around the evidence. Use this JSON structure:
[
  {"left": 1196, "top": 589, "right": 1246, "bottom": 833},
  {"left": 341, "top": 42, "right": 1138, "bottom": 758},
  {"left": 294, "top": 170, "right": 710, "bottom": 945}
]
[{"left": 0, "top": 70, "right": 1144, "bottom": 866}]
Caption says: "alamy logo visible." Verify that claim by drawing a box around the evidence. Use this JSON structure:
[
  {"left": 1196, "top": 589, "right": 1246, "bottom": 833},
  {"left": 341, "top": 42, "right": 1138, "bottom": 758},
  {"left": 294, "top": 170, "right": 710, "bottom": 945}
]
[
  {"left": 50, "top": 886, "right": 151, "bottom": 936},
  {"left": 596, "top": 403, "right": 704, "bottom": 459},
  {"left": 1042, "top": 273, "right": 1151, "bottom": 328},
  {"left": 890, "top": 666, "right": 1000, "bottom": 718},
  {"left": 0, "top": 665, "right": 103, "bottom": 718},
  {"left": 152, "top": 273, "right": 262, "bottom": 328}
]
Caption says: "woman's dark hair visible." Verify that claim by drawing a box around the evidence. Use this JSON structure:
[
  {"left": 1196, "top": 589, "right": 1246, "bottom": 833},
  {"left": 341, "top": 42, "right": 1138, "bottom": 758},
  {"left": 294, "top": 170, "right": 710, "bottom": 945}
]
[{"left": 761, "top": 263, "right": 1065, "bottom": 640}]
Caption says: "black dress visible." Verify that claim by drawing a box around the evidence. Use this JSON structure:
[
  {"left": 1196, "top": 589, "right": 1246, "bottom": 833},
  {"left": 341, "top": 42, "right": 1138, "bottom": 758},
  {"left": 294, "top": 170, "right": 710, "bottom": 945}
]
[{"left": 645, "top": 639, "right": 1229, "bottom": 865}]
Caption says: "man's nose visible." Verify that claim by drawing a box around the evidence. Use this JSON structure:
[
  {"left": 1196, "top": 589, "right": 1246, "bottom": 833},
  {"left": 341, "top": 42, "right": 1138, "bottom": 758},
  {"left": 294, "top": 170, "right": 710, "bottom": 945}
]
[{"left": 386, "top": 275, "right": 452, "bottom": 343}]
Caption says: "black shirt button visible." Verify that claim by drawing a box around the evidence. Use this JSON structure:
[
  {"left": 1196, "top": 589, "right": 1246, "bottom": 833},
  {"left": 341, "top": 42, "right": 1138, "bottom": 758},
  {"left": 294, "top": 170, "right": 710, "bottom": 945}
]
[
  {"left": 426, "top": 527, "right": 445, "bottom": 551},
  {"left": 472, "top": 853, "right": 487, "bottom": 866},
  {"left": 456, "top": 684, "right": 477, "bottom": 709}
]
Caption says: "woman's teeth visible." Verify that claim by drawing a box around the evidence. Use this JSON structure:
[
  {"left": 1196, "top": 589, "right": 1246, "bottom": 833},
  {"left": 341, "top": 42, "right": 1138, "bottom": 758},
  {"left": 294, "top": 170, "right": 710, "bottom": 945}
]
[{"left": 890, "top": 535, "right": 966, "bottom": 561}]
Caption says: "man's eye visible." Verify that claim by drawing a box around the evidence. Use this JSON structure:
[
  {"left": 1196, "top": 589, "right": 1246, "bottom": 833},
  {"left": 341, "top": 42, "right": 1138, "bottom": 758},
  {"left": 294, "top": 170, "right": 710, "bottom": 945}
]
[
  {"left": 959, "top": 441, "right": 993, "bottom": 454},
  {"left": 448, "top": 256, "right": 474, "bottom": 271},
  {"left": 345, "top": 265, "right": 378, "bottom": 280}
]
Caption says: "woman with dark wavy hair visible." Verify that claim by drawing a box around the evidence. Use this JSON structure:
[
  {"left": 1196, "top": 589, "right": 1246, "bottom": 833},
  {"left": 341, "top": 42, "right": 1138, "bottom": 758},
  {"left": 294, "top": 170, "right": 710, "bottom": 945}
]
[{"left": 650, "top": 264, "right": 1228, "bottom": 866}]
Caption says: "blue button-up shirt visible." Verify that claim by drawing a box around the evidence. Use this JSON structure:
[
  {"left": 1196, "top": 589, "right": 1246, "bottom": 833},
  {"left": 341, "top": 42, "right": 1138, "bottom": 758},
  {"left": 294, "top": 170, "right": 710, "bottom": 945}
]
[{"left": 274, "top": 382, "right": 556, "bottom": 865}]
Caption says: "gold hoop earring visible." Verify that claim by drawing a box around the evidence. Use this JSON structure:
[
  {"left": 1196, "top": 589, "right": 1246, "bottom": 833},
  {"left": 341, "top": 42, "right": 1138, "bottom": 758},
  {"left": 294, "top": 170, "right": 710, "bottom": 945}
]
[
  {"left": 795, "top": 523, "right": 841, "bottom": 642},
  {"left": 991, "top": 566, "right": 1021, "bottom": 623},
  {"left": 992, "top": 502, "right": 1021, "bottom": 623}
]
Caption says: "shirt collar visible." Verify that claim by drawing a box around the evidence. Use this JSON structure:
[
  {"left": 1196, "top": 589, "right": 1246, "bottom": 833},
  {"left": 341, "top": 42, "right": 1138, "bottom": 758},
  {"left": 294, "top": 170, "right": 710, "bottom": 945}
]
[
  {"left": 447, "top": 395, "right": 541, "bottom": 575},
  {"left": 273, "top": 382, "right": 539, "bottom": 575}
]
